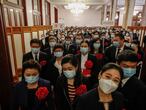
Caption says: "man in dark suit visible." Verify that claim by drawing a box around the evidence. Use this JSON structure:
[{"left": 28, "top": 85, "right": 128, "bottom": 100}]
[
  {"left": 68, "top": 33, "right": 83, "bottom": 55},
  {"left": 22, "top": 38, "right": 49, "bottom": 80},
  {"left": 117, "top": 50, "right": 146, "bottom": 110},
  {"left": 104, "top": 33, "right": 133, "bottom": 63}
]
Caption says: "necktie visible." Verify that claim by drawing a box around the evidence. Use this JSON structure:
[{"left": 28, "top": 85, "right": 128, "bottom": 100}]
[
  {"left": 116, "top": 48, "right": 121, "bottom": 59},
  {"left": 35, "top": 54, "right": 38, "bottom": 62}
]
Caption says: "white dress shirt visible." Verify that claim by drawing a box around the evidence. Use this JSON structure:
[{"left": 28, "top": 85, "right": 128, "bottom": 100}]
[{"left": 81, "top": 54, "right": 88, "bottom": 71}]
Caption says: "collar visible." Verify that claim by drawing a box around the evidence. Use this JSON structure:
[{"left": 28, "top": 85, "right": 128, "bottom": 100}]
[{"left": 122, "top": 77, "right": 130, "bottom": 87}]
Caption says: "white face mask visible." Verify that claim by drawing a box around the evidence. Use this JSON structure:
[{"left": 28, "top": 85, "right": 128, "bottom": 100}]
[{"left": 99, "top": 78, "right": 118, "bottom": 94}]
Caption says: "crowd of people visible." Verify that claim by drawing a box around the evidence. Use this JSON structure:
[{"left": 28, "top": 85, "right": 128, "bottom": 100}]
[{"left": 11, "top": 26, "right": 146, "bottom": 110}]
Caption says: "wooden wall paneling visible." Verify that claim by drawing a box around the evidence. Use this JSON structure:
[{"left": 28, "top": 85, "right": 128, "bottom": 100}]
[
  {"left": 24, "top": 32, "right": 32, "bottom": 53},
  {"left": 22, "top": 0, "right": 27, "bottom": 26},
  {"left": 0, "top": 3, "right": 13, "bottom": 108},
  {"left": 54, "top": 7, "right": 58, "bottom": 23},
  {"left": 3, "top": 7, "right": 9, "bottom": 26},
  {"left": 10, "top": 8, "right": 15, "bottom": 26},
  {"left": 40, "top": 0, "right": 43, "bottom": 25},
  {"left": 14, "top": 10, "right": 18, "bottom": 26},
  {"left": 21, "top": 31, "right": 25, "bottom": 54},
  {"left": 11, "top": 33, "right": 18, "bottom": 77},
  {"left": 13, "top": 34, "right": 23, "bottom": 75},
  {"left": 7, "top": 35, "right": 16, "bottom": 76},
  {"left": 7, "top": 8, "right": 12, "bottom": 26}
]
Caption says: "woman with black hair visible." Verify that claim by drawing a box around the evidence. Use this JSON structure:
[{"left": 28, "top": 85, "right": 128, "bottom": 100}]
[
  {"left": 76, "top": 63, "right": 125, "bottom": 110},
  {"left": 76, "top": 40, "right": 100, "bottom": 89},
  {"left": 90, "top": 38, "right": 104, "bottom": 69},
  {"left": 54, "top": 54, "right": 88, "bottom": 110},
  {"left": 11, "top": 60, "right": 55, "bottom": 110}
]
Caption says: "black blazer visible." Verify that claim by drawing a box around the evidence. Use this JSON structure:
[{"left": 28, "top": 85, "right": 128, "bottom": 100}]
[
  {"left": 75, "top": 53, "right": 100, "bottom": 89},
  {"left": 54, "top": 74, "right": 89, "bottom": 110},
  {"left": 11, "top": 78, "right": 55, "bottom": 110},
  {"left": 76, "top": 88, "right": 124, "bottom": 110},
  {"left": 104, "top": 45, "right": 133, "bottom": 63},
  {"left": 119, "top": 76, "right": 146, "bottom": 110},
  {"left": 45, "top": 58, "right": 61, "bottom": 86},
  {"left": 22, "top": 51, "right": 49, "bottom": 79}
]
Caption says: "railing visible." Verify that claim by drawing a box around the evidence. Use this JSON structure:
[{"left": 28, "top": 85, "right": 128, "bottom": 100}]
[{"left": 6, "top": 25, "right": 52, "bottom": 82}]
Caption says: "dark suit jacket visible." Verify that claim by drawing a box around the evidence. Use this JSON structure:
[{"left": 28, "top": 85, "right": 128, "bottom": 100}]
[
  {"left": 76, "top": 88, "right": 124, "bottom": 110},
  {"left": 119, "top": 76, "right": 146, "bottom": 110},
  {"left": 75, "top": 53, "right": 100, "bottom": 89},
  {"left": 54, "top": 74, "right": 89, "bottom": 110},
  {"left": 104, "top": 45, "right": 133, "bottom": 63},
  {"left": 45, "top": 58, "right": 60, "bottom": 86},
  {"left": 22, "top": 51, "right": 49, "bottom": 79},
  {"left": 11, "top": 78, "right": 55, "bottom": 110},
  {"left": 68, "top": 43, "right": 80, "bottom": 55}
]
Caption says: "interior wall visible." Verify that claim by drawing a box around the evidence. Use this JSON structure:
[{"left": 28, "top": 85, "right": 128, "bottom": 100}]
[
  {"left": 58, "top": 6, "right": 102, "bottom": 26},
  {"left": 25, "top": 0, "right": 33, "bottom": 26}
]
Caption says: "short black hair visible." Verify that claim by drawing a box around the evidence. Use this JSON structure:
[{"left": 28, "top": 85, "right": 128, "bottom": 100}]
[
  {"left": 30, "top": 38, "right": 41, "bottom": 46},
  {"left": 117, "top": 50, "right": 138, "bottom": 64},
  {"left": 80, "top": 40, "right": 90, "bottom": 46},
  {"left": 22, "top": 60, "right": 41, "bottom": 76},
  {"left": 61, "top": 54, "right": 78, "bottom": 68},
  {"left": 115, "top": 33, "right": 124, "bottom": 40},
  {"left": 53, "top": 43, "right": 64, "bottom": 51},
  {"left": 100, "top": 63, "right": 123, "bottom": 80}
]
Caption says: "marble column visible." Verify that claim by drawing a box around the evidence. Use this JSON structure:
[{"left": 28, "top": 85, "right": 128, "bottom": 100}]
[
  {"left": 103, "top": 5, "right": 107, "bottom": 21},
  {"left": 141, "top": 0, "right": 146, "bottom": 26},
  {"left": 111, "top": 0, "right": 117, "bottom": 24},
  {"left": 122, "top": 0, "right": 135, "bottom": 28}
]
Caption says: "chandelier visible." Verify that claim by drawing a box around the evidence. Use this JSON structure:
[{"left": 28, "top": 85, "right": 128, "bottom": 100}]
[{"left": 64, "top": 2, "right": 89, "bottom": 15}]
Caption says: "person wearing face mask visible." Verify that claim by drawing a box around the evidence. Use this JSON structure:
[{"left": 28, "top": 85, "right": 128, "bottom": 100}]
[
  {"left": 46, "top": 44, "right": 64, "bottom": 87},
  {"left": 68, "top": 33, "right": 83, "bottom": 55},
  {"left": 104, "top": 33, "right": 133, "bottom": 63},
  {"left": 117, "top": 50, "right": 146, "bottom": 110},
  {"left": 54, "top": 54, "right": 89, "bottom": 110},
  {"left": 43, "top": 36, "right": 58, "bottom": 56},
  {"left": 64, "top": 36, "right": 72, "bottom": 55},
  {"left": 22, "top": 39, "right": 49, "bottom": 79},
  {"left": 11, "top": 60, "right": 55, "bottom": 110},
  {"left": 76, "top": 63, "right": 125, "bottom": 110},
  {"left": 90, "top": 38, "right": 104, "bottom": 69},
  {"left": 76, "top": 41, "right": 100, "bottom": 89}
]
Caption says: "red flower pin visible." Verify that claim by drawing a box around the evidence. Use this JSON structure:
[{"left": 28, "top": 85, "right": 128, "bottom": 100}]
[
  {"left": 76, "top": 84, "right": 87, "bottom": 96},
  {"left": 35, "top": 87, "right": 49, "bottom": 100},
  {"left": 82, "top": 69, "right": 91, "bottom": 77},
  {"left": 85, "top": 60, "right": 93, "bottom": 69},
  {"left": 137, "top": 53, "right": 142, "bottom": 60},
  {"left": 39, "top": 60, "right": 47, "bottom": 66},
  {"left": 95, "top": 53, "right": 104, "bottom": 59}
]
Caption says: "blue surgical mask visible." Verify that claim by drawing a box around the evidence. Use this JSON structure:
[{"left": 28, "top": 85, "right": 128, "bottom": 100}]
[
  {"left": 54, "top": 51, "right": 63, "bottom": 57},
  {"left": 93, "top": 43, "right": 101, "bottom": 49},
  {"left": 66, "top": 41, "right": 71, "bottom": 44},
  {"left": 113, "top": 41, "right": 120, "bottom": 47},
  {"left": 49, "top": 42, "right": 56, "bottom": 47},
  {"left": 31, "top": 48, "right": 40, "bottom": 54},
  {"left": 80, "top": 47, "right": 88, "bottom": 54},
  {"left": 63, "top": 70, "right": 76, "bottom": 79},
  {"left": 123, "top": 68, "right": 136, "bottom": 78},
  {"left": 24, "top": 75, "right": 39, "bottom": 84},
  {"left": 76, "top": 39, "right": 82, "bottom": 44},
  {"left": 125, "top": 42, "right": 131, "bottom": 47}
]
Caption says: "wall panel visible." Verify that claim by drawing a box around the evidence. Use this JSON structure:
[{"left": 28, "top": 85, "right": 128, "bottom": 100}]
[
  {"left": 24, "top": 33, "right": 31, "bottom": 53},
  {"left": 7, "top": 35, "right": 16, "bottom": 76}
]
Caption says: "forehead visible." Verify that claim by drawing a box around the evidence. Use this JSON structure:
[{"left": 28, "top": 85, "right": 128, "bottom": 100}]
[
  {"left": 62, "top": 62, "right": 74, "bottom": 68},
  {"left": 102, "top": 69, "right": 121, "bottom": 79},
  {"left": 24, "top": 68, "right": 39, "bottom": 74},
  {"left": 31, "top": 43, "right": 40, "bottom": 47},
  {"left": 120, "top": 61, "right": 137, "bottom": 67},
  {"left": 81, "top": 42, "right": 88, "bottom": 46}
]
